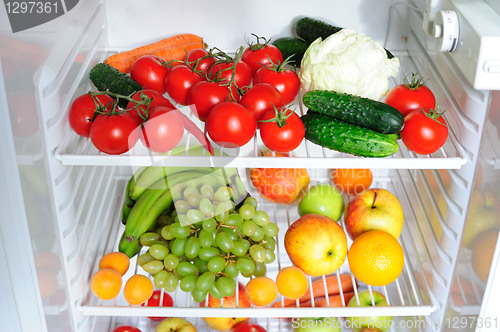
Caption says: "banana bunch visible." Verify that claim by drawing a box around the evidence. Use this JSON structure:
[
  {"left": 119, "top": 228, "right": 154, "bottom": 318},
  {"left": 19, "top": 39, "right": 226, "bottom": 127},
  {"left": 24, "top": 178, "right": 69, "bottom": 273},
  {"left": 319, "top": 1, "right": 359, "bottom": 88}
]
[{"left": 119, "top": 147, "right": 249, "bottom": 259}]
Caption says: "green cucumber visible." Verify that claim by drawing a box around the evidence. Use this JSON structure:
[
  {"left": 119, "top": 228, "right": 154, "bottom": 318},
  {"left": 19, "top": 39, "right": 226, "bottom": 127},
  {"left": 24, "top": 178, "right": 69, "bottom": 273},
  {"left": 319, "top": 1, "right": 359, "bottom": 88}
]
[
  {"left": 303, "top": 90, "right": 404, "bottom": 134},
  {"left": 272, "top": 37, "right": 310, "bottom": 67},
  {"left": 301, "top": 112, "right": 399, "bottom": 158},
  {"left": 294, "top": 16, "right": 395, "bottom": 59},
  {"left": 295, "top": 17, "right": 342, "bottom": 43},
  {"left": 89, "top": 62, "right": 142, "bottom": 108}
]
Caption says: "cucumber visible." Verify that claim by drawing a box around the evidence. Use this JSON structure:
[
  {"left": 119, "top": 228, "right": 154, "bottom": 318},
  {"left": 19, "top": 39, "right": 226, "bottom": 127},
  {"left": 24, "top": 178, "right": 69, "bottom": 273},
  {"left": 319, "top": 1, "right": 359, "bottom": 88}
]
[
  {"left": 295, "top": 17, "right": 342, "bottom": 43},
  {"left": 303, "top": 90, "right": 404, "bottom": 134},
  {"left": 294, "top": 16, "right": 395, "bottom": 59},
  {"left": 301, "top": 112, "right": 399, "bottom": 158},
  {"left": 272, "top": 37, "right": 310, "bottom": 67},
  {"left": 89, "top": 62, "right": 143, "bottom": 108}
]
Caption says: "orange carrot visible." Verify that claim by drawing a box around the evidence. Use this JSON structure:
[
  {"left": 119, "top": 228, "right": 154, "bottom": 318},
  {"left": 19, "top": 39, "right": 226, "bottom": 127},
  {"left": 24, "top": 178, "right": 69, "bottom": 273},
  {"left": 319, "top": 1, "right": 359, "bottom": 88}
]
[
  {"left": 272, "top": 291, "right": 355, "bottom": 308},
  {"left": 271, "top": 274, "right": 355, "bottom": 308},
  {"left": 104, "top": 34, "right": 206, "bottom": 73},
  {"left": 299, "top": 274, "right": 355, "bottom": 304},
  {"left": 299, "top": 292, "right": 356, "bottom": 308}
]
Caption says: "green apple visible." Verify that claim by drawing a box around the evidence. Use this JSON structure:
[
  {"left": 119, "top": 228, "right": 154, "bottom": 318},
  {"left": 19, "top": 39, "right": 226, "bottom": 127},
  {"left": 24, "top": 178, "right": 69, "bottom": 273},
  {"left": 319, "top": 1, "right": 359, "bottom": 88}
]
[
  {"left": 345, "top": 290, "right": 393, "bottom": 332},
  {"left": 298, "top": 184, "right": 344, "bottom": 222},
  {"left": 293, "top": 317, "right": 342, "bottom": 332}
]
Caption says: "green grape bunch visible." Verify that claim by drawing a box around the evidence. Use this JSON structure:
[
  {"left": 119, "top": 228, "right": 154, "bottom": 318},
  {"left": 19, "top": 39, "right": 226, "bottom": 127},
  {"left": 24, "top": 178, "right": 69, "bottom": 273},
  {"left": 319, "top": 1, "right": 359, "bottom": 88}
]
[{"left": 136, "top": 184, "right": 279, "bottom": 302}]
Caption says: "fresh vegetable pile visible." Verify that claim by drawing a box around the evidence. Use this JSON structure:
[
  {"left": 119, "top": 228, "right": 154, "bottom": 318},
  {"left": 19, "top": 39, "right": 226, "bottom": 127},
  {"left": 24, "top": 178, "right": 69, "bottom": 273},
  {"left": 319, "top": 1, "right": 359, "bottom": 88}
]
[
  {"left": 68, "top": 25, "right": 449, "bottom": 157},
  {"left": 271, "top": 16, "right": 449, "bottom": 157},
  {"left": 68, "top": 33, "right": 305, "bottom": 155}
]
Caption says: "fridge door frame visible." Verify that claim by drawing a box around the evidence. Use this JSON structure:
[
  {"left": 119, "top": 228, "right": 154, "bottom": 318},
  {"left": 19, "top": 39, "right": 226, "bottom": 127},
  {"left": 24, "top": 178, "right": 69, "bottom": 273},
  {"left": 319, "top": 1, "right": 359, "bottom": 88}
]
[{"left": 0, "top": 63, "right": 47, "bottom": 332}]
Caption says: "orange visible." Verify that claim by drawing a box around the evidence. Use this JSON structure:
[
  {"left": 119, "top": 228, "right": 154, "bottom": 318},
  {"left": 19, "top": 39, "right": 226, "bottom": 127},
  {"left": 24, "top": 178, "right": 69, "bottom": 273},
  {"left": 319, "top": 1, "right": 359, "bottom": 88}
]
[
  {"left": 276, "top": 266, "right": 308, "bottom": 300},
  {"left": 90, "top": 268, "right": 122, "bottom": 300},
  {"left": 123, "top": 274, "right": 154, "bottom": 305},
  {"left": 471, "top": 229, "right": 499, "bottom": 283},
  {"left": 37, "top": 267, "right": 59, "bottom": 299},
  {"left": 331, "top": 168, "right": 373, "bottom": 196},
  {"left": 98, "top": 251, "right": 130, "bottom": 276},
  {"left": 35, "top": 252, "right": 61, "bottom": 271},
  {"left": 245, "top": 276, "right": 278, "bottom": 306},
  {"left": 347, "top": 230, "right": 404, "bottom": 286}
]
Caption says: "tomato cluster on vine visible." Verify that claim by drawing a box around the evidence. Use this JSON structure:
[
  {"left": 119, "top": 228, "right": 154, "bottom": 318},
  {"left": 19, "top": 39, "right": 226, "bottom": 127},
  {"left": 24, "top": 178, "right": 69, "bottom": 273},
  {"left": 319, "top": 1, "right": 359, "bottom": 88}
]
[{"left": 184, "top": 35, "right": 304, "bottom": 151}]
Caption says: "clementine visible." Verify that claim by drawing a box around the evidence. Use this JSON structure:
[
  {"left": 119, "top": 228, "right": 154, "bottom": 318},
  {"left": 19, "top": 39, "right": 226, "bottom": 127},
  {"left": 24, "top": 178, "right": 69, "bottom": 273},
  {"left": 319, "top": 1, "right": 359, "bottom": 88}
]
[
  {"left": 98, "top": 251, "right": 130, "bottom": 276},
  {"left": 90, "top": 268, "right": 122, "bottom": 300},
  {"left": 276, "top": 266, "right": 309, "bottom": 300},
  {"left": 123, "top": 274, "right": 154, "bottom": 305},
  {"left": 245, "top": 276, "right": 278, "bottom": 306}
]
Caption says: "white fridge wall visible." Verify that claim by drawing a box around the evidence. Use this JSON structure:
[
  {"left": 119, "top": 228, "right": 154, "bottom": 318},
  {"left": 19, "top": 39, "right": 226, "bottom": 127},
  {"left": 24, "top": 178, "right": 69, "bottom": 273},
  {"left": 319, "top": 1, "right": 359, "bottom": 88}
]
[{"left": 103, "top": 0, "right": 405, "bottom": 51}]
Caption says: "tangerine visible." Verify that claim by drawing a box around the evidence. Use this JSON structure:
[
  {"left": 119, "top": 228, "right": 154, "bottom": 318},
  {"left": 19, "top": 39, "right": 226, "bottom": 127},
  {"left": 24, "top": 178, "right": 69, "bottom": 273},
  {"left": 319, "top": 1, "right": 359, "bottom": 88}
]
[
  {"left": 276, "top": 266, "right": 308, "bottom": 300},
  {"left": 347, "top": 230, "right": 404, "bottom": 286},
  {"left": 90, "top": 268, "right": 122, "bottom": 300},
  {"left": 123, "top": 274, "right": 154, "bottom": 305},
  {"left": 245, "top": 276, "right": 278, "bottom": 306},
  {"left": 331, "top": 168, "right": 373, "bottom": 196},
  {"left": 99, "top": 251, "right": 130, "bottom": 276}
]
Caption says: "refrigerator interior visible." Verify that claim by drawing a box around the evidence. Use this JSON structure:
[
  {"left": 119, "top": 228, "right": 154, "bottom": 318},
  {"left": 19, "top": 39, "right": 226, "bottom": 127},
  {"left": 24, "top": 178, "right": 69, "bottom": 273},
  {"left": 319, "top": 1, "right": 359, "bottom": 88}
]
[{"left": 1, "top": 0, "right": 500, "bottom": 331}]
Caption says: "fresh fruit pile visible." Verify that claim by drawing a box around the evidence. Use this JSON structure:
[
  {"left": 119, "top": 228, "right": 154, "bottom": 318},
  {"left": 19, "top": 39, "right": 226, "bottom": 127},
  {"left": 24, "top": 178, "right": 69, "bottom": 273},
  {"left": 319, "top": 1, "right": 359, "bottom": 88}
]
[
  {"left": 90, "top": 251, "right": 157, "bottom": 306},
  {"left": 116, "top": 161, "right": 279, "bottom": 303},
  {"left": 135, "top": 192, "right": 279, "bottom": 302}
]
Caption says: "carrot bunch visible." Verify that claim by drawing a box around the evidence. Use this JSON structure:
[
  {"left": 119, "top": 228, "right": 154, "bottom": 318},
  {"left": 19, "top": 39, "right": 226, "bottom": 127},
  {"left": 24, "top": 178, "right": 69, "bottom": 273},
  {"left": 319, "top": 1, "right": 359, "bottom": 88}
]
[
  {"left": 104, "top": 33, "right": 206, "bottom": 73},
  {"left": 272, "top": 273, "right": 356, "bottom": 308}
]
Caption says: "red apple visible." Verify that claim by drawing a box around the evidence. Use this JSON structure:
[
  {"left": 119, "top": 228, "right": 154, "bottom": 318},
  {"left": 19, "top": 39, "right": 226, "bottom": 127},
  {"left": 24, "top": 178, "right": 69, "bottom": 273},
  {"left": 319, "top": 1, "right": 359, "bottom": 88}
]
[
  {"left": 232, "top": 322, "right": 267, "bottom": 332},
  {"left": 249, "top": 152, "right": 309, "bottom": 204},
  {"left": 344, "top": 188, "right": 404, "bottom": 241},
  {"left": 284, "top": 214, "right": 347, "bottom": 277},
  {"left": 201, "top": 283, "right": 251, "bottom": 331}
]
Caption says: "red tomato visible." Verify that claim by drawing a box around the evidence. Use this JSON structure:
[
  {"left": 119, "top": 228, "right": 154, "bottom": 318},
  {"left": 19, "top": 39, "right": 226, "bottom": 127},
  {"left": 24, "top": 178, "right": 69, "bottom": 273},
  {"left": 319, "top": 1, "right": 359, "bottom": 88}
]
[
  {"left": 400, "top": 108, "right": 448, "bottom": 155},
  {"left": 69, "top": 93, "right": 114, "bottom": 137},
  {"left": 259, "top": 107, "right": 305, "bottom": 152},
  {"left": 165, "top": 65, "right": 205, "bottom": 106},
  {"left": 141, "top": 289, "right": 174, "bottom": 321},
  {"left": 89, "top": 113, "right": 140, "bottom": 155},
  {"left": 385, "top": 73, "right": 436, "bottom": 116},
  {"left": 187, "top": 81, "right": 230, "bottom": 122},
  {"left": 209, "top": 60, "right": 252, "bottom": 91},
  {"left": 233, "top": 322, "right": 267, "bottom": 332},
  {"left": 242, "top": 36, "right": 283, "bottom": 75},
  {"left": 239, "top": 83, "right": 284, "bottom": 122},
  {"left": 206, "top": 101, "right": 257, "bottom": 147},
  {"left": 140, "top": 106, "right": 184, "bottom": 153},
  {"left": 187, "top": 48, "right": 216, "bottom": 74},
  {"left": 130, "top": 55, "right": 169, "bottom": 94},
  {"left": 253, "top": 65, "right": 300, "bottom": 105},
  {"left": 112, "top": 326, "right": 141, "bottom": 332},
  {"left": 126, "top": 90, "right": 174, "bottom": 124}
]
